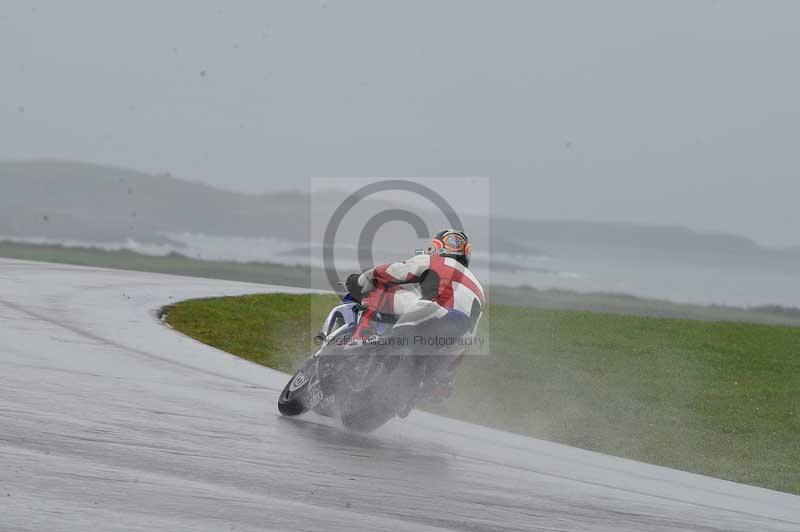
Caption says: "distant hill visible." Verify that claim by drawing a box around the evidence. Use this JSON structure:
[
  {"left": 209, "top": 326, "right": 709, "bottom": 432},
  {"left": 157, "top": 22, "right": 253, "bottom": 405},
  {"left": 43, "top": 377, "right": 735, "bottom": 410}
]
[
  {"left": 491, "top": 217, "right": 800, "bottom": 272},
  {"left": 2, "top": 159, "right": 798, "bottom": 274},
  {"left": 0, "top": 160, "right": 309, "bottom": 244}
]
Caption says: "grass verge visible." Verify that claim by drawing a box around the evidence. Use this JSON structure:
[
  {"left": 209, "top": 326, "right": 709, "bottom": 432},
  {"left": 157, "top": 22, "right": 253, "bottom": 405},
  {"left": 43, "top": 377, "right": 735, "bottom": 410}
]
[{"left": 165, "top": 292, "right": 800, "bottom": 495}]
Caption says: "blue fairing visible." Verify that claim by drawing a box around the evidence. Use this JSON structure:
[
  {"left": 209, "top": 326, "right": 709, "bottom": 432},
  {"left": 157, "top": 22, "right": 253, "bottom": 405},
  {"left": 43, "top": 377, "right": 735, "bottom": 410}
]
[{"left": 444, "top": 309, "right": 470, "bottom": 323}]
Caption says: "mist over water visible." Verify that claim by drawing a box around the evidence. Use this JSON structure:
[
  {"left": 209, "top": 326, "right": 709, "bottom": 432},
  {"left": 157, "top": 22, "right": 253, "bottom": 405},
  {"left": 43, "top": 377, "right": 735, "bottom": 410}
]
[{"left": 6, "top": 232, "right": 796, "bottom": 308}]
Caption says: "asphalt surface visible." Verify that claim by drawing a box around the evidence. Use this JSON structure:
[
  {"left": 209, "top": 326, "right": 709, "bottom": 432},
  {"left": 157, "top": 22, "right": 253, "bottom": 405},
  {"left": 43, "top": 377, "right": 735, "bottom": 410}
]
[{"left": 1, "top": 258, "right": 798, "bottom": 531}]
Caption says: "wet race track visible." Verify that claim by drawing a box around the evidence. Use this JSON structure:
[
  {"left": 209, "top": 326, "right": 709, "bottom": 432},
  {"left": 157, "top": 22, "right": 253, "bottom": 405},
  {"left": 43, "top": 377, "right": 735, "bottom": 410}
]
[{"left": 1, "top": 259, "right": 798, "bottom": 531}]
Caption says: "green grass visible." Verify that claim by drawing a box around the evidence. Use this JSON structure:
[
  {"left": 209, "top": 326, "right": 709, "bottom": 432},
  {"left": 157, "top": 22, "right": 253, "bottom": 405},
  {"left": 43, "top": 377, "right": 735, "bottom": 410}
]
[{"left": 166, "top": 293, "right": 800, "bottom": 495}]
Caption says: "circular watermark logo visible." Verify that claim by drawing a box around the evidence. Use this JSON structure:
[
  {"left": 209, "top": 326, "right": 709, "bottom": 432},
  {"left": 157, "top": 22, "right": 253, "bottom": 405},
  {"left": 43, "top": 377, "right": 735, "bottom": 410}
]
[{"left": 321, "top": 179, "right": 464, "bottom": 291}]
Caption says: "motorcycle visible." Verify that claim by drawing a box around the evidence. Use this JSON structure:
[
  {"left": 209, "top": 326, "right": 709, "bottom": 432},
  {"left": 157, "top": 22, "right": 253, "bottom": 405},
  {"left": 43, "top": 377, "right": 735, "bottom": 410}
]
[{"left": 277, "top": 281, "right": 458, "bottom": 432}]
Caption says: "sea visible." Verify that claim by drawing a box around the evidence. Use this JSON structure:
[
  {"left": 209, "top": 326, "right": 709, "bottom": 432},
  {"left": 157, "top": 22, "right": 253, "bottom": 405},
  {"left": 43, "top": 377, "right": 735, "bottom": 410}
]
[{"left": 6, "top": 233, "right": 799, "bottom": 309}]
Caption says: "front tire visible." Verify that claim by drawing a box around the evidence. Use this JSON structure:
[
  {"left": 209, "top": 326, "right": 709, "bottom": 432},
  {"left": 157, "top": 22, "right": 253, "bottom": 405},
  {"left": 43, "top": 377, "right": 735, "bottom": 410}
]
[{"left": 278, "top": 370, "right": 311, "bottom": 416}]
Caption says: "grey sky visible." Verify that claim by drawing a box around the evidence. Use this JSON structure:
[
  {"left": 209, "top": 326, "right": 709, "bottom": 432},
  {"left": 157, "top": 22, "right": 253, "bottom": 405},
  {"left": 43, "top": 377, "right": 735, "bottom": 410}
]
[{"left": 2, "top": 1, "right": 798, "bottom": 247}]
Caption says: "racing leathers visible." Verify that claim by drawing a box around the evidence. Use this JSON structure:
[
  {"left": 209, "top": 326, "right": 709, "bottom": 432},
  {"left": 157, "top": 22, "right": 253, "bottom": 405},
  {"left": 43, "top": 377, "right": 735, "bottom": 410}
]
[{"left": 347, "top": 253, "right": 484, "bottom": 402}]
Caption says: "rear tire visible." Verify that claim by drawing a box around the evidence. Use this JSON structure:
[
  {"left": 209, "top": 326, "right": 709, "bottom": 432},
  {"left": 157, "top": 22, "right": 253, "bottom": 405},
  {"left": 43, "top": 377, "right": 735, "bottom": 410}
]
[
  {"left": 340, "top": 398, "right": 397, "bottom": 432},
  {"left": 338, "top": 355, "right": 424, "bottom": 432}
]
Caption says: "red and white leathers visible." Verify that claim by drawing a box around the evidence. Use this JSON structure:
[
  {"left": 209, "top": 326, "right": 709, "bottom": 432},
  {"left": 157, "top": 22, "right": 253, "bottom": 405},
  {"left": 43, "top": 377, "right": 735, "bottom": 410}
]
[{"left": 355, "top": 253, "right": 484, "bottom": 335}]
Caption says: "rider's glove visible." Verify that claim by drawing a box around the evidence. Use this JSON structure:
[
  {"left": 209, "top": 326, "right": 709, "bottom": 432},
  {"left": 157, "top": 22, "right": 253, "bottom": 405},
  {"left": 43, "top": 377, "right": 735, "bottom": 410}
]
[{"left": 345, "top": 273, "right": 363, "bottom": 302}]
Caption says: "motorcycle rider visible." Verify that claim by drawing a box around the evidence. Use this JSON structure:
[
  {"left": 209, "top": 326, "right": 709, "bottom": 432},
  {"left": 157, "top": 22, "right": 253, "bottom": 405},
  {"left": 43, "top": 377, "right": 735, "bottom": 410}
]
[{"left": 345, "top": 229, "right": 484, "bottom": 404}]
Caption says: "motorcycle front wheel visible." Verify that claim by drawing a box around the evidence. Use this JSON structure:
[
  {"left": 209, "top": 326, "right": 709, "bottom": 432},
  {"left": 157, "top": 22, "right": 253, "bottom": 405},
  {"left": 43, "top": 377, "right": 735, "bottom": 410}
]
[{"left": 278, "top": 369, "right": 312, "bottom": 416}]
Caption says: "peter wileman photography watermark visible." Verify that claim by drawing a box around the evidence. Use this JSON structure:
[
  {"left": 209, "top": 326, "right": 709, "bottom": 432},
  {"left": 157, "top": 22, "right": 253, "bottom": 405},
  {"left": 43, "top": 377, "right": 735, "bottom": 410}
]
[
  {"left": 309, "top": 177, "right": 491, "bottom": 356},
  {"left": 314, "top": 333, "right": 486, "bottom": 350}
]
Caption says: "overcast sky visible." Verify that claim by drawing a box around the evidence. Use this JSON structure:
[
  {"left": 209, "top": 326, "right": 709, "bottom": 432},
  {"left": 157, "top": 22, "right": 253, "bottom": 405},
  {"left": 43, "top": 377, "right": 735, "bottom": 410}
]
[{"left": 2, "top": 1, "right": 798, "bottom": 247}]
